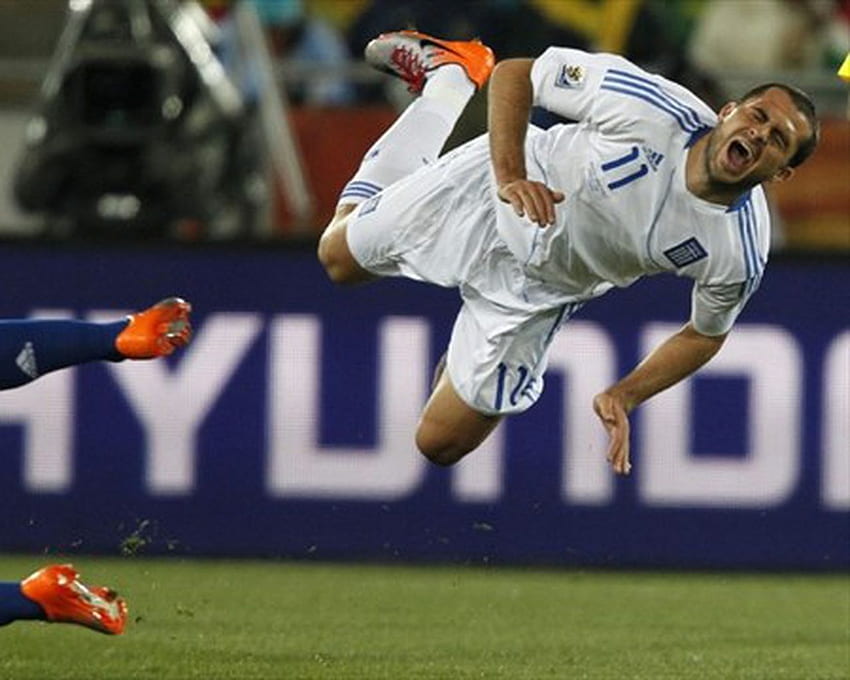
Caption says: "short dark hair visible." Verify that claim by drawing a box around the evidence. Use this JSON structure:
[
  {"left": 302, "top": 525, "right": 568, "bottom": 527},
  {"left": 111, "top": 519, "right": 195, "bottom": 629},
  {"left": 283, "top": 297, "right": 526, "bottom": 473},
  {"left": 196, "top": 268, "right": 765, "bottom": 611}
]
[{"left": 738, "top": 83, "right": 820, "bottom": 168}]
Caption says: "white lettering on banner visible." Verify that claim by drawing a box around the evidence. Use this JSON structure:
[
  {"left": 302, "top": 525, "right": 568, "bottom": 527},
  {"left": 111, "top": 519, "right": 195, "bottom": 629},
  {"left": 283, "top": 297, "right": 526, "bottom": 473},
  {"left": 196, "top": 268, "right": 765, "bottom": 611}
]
[
  {"left": 641, "top": 323, "right": 801, "bottom": 507},
  {"left": 267, "top": 315, "right": 428, "bottom": 500},
  {"left": 97, "top": 311, "right": 263, "bottom": 495},
  {"left": 0, "top": 309, "right": 73, "bottom": 492},
  {"left": 0, "top": 372, "right": 73, "bottom": 492},
  {"left": 547, "top": 321, "right": 617, "bottom": 505},
  {"left": 822, "top": 331, "right": 850, "bottom": 510},
  {"left": 452, "top": 423, "right": 506, "bottom": 502},
  {"left": 7, "top": 308, "right": 838, "bottom": 509}
]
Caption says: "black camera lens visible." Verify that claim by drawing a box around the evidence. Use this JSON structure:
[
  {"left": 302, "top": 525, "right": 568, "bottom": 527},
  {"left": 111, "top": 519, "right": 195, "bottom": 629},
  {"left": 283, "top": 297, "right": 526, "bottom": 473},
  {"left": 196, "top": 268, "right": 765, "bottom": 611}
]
[{"left": 81, "top": 61, "right": 157, "bottom": 128}]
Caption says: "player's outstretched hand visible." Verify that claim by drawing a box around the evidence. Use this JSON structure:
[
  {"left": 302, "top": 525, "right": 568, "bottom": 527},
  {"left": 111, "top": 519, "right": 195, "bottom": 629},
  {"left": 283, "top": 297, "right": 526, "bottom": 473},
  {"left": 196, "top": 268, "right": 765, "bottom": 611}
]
[
  {"left": 498, "top": 179, "right": 564, "bottom": 227},
  {"left": 593, "top": 391, "right": 632, "bottom": 475}
]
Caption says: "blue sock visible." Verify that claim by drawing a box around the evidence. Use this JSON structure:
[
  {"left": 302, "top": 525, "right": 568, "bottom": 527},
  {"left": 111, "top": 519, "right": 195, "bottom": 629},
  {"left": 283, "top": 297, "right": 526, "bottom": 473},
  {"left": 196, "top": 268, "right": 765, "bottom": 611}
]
[
  {"left": 0, "top": 582, "right": 46, "bottom": 625},
  {"left": 0, "top": 319, "right": 128, "bottom": 390}
]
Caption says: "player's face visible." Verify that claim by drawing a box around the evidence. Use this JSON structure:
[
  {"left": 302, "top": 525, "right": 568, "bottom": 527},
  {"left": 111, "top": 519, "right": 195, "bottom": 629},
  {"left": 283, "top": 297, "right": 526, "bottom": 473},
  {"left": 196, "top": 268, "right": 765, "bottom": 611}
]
[{"left": 706, "top": 88, "right": 810, "bottom": 188}]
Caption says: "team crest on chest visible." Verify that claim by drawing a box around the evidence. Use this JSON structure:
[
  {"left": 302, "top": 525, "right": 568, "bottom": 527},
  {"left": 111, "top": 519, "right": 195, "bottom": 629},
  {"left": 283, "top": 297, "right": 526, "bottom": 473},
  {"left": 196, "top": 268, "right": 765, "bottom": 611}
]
[
  {"left": 664, "top": 237, "right": 708, "bottom": 268},
  {"left": 555, "top": 64, "right": 586, "bottom": 89}
]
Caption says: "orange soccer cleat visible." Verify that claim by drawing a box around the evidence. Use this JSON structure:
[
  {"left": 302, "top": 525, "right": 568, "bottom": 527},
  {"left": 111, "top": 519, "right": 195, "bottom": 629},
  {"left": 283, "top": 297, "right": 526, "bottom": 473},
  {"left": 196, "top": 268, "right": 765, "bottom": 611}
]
[
  {"left": 115, "top": 296, "right": 192, "bottom": 359},
  {"left": 365, "top": 30, "right": 495, "bottom": 94},
  {"left": 20, "top": 564, "right": 128, "bottom": 635}
]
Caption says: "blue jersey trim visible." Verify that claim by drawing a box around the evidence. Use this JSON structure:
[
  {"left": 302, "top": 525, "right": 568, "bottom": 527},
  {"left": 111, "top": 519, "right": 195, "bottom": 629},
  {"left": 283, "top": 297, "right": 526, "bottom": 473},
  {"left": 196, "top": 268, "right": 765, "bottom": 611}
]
[
  {"left": 340, "top": 180, "right": 383, "bottom": 200},
  {"left": 736, "top": 199, "right": 764, "bottom": 296},
  {"left": 726, "top": 190, "right": 753, "bottom": 213},
  {"left": 601, "top": 69, "right": 705, "bottom": 133},
  {"left": 607, "top": 69, "right": 704, "bottom": 129},
  {"left": 685, "top": 126, "right": 712, "bottom": 148}
]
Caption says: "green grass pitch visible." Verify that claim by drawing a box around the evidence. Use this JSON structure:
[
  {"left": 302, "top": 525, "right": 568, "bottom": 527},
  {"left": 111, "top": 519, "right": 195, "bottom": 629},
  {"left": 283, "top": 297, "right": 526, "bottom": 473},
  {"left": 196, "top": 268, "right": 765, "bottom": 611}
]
[{"left": 0, "top": 555, "right": 847, "bottom": 679}]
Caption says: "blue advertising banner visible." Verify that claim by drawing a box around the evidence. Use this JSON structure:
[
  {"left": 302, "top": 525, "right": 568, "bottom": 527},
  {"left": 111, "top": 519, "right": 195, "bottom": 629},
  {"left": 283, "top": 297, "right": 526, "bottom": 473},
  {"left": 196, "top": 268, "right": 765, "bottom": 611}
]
[{"left": 0, "top": 243, "right": 847, "bottom": 569}]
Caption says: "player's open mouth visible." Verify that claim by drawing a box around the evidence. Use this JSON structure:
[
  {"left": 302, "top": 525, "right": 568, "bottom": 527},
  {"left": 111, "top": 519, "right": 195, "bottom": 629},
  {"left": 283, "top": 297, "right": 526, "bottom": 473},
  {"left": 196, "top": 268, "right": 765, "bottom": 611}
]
[{"left": 725, "top": 139, "right": 753, "bottom": 173}]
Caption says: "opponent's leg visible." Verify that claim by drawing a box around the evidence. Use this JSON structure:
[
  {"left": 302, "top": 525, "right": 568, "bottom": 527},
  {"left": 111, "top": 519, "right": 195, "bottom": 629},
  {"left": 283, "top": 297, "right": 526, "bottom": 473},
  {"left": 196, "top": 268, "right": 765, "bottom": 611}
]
[
  {"left": 6, "top": 564, "right": 129, "bottom": 634},
  {"left": 318, "top": 31, "right": 494, "bottom": 284},
  {"left": 0, "top": 580, "right": 46, "bottom": 626},
  {"left": 0, "top": 297, "right": 192, "bottom": 390}
]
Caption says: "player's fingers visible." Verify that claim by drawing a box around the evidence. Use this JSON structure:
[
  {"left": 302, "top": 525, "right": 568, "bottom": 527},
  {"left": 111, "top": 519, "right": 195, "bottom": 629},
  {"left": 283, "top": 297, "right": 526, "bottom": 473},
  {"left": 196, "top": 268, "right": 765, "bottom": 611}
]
[
  {"left": 528, "top": 187, "right": 554, "bottom": 226},
  {"left": 511, "top": 196, "right": 526, "bottom": 217},
  {"left": 594, "top": 393, "right": 631, "bottom": 474},
  {"left": 532, "top": 184, "right": 559, "bottom": 226},
  {"left": 611, "top": 434, "right": 631, "bottom": 475},
  {"left": 610, "top": 413, "right": 632, "bottom": 476},
  {"left": 607, "top": 419, "right": 625, "bottom": 463},
  {"left": 503, "top": 190, "right": 525, "bottom": 217},
  {"left": 593, "top": 402, "right": 617, "bottom": 461},
  {"left": 542, "top": 189, "right": 564, "bottom": 223},
  {"left": 525, "top": 188, "right": 549, "bottom": 226},
  {"left": 498, "top": 185, "right": 526, "bottom": 217}
]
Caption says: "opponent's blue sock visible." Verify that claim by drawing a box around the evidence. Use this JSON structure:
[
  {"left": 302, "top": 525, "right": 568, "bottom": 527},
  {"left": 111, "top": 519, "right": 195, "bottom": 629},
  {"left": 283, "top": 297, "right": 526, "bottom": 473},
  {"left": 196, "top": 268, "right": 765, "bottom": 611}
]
[
  {"left": 0, "top": 582, "right": 46, "bottom": 625},
  {"left": 0, "top": 319, "right": 127, "bottom": 390}
]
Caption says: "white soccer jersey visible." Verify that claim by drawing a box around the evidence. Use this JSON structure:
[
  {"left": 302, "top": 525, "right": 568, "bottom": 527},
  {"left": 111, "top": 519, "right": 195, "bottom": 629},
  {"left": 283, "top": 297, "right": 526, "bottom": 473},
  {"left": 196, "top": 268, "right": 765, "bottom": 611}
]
[
  {"left": 493, "top": 47, "right": 771, "bottom": 336},
  {"left": 346, "top": 47, "right": 774, "bottom": 414}
]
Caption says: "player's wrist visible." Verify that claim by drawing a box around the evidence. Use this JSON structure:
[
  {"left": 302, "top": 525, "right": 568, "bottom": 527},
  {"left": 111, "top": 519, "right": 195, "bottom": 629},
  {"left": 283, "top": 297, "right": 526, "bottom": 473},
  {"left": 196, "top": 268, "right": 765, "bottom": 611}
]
[{"left": 602, "top": 385, "right": 638, "bottom": 414}]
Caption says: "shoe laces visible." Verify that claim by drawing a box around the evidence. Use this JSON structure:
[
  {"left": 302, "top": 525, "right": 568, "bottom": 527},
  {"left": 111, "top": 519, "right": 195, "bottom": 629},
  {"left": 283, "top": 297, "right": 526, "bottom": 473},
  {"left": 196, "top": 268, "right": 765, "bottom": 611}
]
[{"left": 390, "top": 45, "right": 426, "bottom": 93}]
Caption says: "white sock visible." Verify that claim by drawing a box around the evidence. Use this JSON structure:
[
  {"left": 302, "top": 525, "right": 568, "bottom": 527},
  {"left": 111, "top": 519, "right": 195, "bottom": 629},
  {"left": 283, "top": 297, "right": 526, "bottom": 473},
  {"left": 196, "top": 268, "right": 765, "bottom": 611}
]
[{"left": 337, "top": 64, "right": 476, "bottom": 207}]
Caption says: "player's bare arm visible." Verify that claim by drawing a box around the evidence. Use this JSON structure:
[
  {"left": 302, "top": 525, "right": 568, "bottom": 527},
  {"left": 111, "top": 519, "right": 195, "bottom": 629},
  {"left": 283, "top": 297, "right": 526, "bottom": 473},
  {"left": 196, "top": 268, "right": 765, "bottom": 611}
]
[
  {"left": 594, "top": 323, "right": 727, "bottom": 475},
  {"left": 488, "top": 58, "right": 563, "bottom": 226}
]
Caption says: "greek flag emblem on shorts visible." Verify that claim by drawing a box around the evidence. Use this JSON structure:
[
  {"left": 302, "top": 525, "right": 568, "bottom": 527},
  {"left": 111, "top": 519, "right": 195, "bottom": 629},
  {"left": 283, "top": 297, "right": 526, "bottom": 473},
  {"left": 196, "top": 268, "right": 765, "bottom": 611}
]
[{"left": 663, "top": 237, "right": 708, "bottom": 268}]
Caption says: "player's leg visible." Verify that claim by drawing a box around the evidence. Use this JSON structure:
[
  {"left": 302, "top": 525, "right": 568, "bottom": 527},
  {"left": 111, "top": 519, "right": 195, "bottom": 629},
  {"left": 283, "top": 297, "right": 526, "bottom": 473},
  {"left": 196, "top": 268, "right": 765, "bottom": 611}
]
[
  {"left": 318, "top": 31, "right": 494, "bottom": 284},
  {"left": 0, "top": 564, "right": 128, "bottom": 634},
  {"left": 0, "top": 579, "right": 46, "bottom": 626},
  {"left": 416, "top": 287, "right": 576, "bottom": 466},
  {"left": 416, "top": 364, "right": 502, "bottom": 466},
  {"left": 0, "top": 297, "right": 192, "bottom": 390}
]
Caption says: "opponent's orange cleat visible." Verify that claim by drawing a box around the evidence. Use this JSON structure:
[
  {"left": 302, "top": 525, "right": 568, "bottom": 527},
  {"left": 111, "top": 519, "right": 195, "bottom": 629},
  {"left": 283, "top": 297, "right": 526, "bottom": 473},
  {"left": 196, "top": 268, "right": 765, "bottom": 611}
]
[
  {"left": 21, "top": 564, "right": 128, "bottom": 635},
  {"left": 115, "top": 296, "right": 192, "bottom": 359},
  {"left": 365, "top": 30, "right": 495, "bottom": 94}
]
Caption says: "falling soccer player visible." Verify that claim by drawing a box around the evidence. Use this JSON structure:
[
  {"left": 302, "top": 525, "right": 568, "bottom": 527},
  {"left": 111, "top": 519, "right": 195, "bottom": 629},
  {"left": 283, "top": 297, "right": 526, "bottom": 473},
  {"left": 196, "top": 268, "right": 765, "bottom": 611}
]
[{"left": 318, "top": 31, "right": 819, "bottom": 476}]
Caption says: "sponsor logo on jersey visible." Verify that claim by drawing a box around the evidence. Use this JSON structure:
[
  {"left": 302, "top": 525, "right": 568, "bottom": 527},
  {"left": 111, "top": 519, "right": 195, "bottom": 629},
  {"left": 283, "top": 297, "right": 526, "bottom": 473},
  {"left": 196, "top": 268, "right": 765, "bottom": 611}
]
[
  {"left": 555, "top": 64, "right": 586, "bottom": 89},
  {"left": 642, "top": 146, "right": 665, "bottom": 171},
  {"left": 663, "top": 237, "right": 708, "bottom": 268}
]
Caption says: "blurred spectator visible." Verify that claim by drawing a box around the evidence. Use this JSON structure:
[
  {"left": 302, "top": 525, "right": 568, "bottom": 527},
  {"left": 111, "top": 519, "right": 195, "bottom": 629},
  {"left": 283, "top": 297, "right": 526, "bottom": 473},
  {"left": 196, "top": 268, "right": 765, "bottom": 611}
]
[
  {"left": 529, "top": 0, "right": 641, "bottom": 54},
  {"left": 251, "top": 0, "right": 356, "bottom": 105},
  {"left": 688, "top": 0, "right": 839, "bottom": 76},
  {"left": 823, "top": 0, "right": 850, "bottom": 72},
  {"left": 532, "top": 0, "right": 724, "bottom": 106},
  {"left": 346, "top": 0, "right": 590, "bottom": 64},
  {"left": 207, "top": 0, "right": 355, "bottom": 105}
]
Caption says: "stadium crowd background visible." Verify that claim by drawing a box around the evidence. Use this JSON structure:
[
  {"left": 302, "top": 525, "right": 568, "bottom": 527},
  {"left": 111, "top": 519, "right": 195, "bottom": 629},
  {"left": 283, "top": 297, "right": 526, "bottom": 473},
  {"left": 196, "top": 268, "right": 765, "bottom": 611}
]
[{"left": 0, "top": 0, "right": 847, "bottom": 250}]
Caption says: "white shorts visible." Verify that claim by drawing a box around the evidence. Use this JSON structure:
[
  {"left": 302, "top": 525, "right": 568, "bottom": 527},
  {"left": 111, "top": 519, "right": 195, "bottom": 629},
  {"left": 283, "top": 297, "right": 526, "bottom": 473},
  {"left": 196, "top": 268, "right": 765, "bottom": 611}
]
[{"left": 346, "top": 136, "right": 583, "bottom": 416}]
